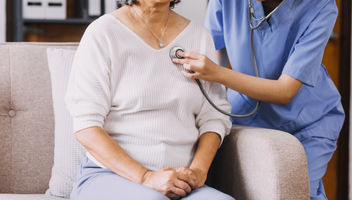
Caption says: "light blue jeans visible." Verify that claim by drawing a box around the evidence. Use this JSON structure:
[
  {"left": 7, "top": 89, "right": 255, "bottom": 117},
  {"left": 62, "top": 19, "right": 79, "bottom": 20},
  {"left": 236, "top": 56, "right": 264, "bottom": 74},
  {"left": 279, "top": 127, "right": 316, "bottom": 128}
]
[{"left": 70, "top": 157, "right": 235, "bottom": 200}]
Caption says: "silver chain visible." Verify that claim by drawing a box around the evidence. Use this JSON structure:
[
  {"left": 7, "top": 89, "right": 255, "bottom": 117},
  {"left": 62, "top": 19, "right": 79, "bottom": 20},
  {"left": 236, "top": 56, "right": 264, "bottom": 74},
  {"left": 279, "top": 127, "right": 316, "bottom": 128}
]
[{"left": 130, "top": 6, "right": 170, "bottom": 47}]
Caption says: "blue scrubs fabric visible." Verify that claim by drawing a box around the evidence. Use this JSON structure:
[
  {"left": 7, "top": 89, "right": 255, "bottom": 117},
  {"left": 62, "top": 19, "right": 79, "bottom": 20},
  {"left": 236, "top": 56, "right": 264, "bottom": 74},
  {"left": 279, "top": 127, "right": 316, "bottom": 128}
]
[
  {"left": 205, "top": 0, "right": 345, "bottom": 199},
  {"left": 70, "top": 157, "right": 235, "bottom": 200}
]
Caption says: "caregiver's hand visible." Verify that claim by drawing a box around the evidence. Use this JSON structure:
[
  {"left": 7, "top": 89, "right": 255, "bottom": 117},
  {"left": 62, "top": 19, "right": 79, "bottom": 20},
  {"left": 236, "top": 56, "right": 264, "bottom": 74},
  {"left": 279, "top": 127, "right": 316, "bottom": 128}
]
[
  {"left": 172, "top": 51, "right": 225, "bottom": 82},
  {"left": 176, "top": 167, "right": 207, "bottom": 190},
  {"left": 142, "top": 168, "right": 192, "bottom": 199}
]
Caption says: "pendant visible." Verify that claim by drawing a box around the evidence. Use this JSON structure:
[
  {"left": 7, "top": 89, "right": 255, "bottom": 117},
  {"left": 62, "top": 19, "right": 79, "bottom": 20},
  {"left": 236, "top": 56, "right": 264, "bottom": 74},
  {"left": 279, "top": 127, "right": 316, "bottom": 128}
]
[{"left": 159, "top": 43, "right": 164, "bottom": 47}]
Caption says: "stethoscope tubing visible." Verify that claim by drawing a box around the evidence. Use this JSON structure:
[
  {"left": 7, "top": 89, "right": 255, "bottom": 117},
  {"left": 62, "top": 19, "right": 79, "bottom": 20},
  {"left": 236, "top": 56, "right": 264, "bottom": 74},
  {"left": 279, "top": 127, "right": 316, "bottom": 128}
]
[
  {"left": 199, "top": 0, "right": 285, "bottom": 118},
  {"left": 173, "top": 0, "right": 286, "bottom": 118}
]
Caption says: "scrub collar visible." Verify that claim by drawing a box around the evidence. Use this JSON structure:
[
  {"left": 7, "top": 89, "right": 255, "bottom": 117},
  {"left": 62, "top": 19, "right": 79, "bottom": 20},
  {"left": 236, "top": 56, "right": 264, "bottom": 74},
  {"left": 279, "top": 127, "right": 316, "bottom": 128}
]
[{"left": 251, "top": 0, "right": 293, "bottom": 31}]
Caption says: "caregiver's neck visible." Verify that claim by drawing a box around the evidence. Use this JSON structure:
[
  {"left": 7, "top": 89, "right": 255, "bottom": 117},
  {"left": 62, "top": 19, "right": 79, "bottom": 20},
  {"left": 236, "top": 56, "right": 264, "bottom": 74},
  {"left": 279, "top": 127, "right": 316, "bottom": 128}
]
[
  {"left": 131, "top": 1, "right": 170, "bottom": 28},
  {"left": 259, "top": 0, "right": 284, "bottom": 16}
]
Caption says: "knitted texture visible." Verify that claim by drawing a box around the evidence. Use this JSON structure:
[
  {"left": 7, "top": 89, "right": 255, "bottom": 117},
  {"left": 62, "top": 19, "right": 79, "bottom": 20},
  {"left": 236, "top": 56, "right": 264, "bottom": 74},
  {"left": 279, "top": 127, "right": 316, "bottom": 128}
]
[{"left": 65, "top": 14, "right": 232, "bottom": 171}]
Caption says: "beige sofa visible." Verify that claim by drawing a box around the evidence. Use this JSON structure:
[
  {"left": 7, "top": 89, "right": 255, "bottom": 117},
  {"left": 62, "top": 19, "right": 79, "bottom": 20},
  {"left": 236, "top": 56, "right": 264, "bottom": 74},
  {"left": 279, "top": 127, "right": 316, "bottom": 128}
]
[{"left": 0, "top": 43, "right": 310, "bottom": 200}]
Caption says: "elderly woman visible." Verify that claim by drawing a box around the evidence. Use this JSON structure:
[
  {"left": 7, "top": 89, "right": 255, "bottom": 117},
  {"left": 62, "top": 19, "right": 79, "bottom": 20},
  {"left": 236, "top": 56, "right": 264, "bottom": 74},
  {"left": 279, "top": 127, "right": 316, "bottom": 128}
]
[{"left": 66, "top": 0, "right": 234, "bottom": 199}]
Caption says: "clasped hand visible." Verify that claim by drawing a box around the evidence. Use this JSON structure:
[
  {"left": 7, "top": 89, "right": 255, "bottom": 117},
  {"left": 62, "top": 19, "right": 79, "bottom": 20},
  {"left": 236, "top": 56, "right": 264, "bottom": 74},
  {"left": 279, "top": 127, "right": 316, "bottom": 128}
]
[{"left": 141, "top": 167, "right": 207, "bottom": 200}]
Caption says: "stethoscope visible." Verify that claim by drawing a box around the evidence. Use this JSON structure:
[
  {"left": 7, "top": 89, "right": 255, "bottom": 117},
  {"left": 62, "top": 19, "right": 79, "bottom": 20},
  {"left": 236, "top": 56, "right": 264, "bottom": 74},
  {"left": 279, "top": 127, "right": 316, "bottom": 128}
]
[{"left": 170, "top": 0, "right": 286, "bottom": 118}]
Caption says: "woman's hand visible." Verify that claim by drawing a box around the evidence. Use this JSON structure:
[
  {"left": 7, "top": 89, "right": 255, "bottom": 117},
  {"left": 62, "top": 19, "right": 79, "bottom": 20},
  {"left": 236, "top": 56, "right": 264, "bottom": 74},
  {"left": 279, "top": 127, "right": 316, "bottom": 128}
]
[
  {"left": 176, "top": 167, "right": 207, "bottom": 189},
  {"left": 172, "top": 51, "right": 225, "bottom": 82},
  {"left": 141, "top": 168, "right": 192, "bottom": 199},
  {"left": 176, "top": 133, "right": 220, "bottom": 190}
]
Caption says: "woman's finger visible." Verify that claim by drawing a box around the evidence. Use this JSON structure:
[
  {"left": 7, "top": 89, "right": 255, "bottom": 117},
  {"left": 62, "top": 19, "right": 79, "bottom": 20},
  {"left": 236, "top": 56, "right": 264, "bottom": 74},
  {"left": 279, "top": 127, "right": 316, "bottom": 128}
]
[
  {"left": 176, "top": 170, "right": 190, "bottom": 182},
  {"left": 176, "top": 170, "right": 197, "bottom": 188},
  {"left": 169, "top": 185, "right": 187, "bottom": 197},
  {"left": 167, "top": 192, "right": 181, "bottom": 200},
  {"left": 174, "top": 179, "right": 192, "bottom": 193}
]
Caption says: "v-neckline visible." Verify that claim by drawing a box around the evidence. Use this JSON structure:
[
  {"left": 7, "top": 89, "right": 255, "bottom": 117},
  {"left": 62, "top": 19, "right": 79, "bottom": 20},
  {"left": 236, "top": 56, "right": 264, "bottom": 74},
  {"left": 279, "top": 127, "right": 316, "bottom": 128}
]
[
  {"left": 251, "top": 0, "right": 292, "bottom": 31},
  {"left": 105, "top": 13, "right": 193, "bottom": 52}
]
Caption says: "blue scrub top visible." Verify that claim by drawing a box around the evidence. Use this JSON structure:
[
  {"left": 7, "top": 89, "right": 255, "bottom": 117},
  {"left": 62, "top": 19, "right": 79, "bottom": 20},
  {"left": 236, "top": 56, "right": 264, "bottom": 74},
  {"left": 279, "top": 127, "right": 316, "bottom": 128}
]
[{"left": 205, "top": 0, "right": 345, "bottom": 140}]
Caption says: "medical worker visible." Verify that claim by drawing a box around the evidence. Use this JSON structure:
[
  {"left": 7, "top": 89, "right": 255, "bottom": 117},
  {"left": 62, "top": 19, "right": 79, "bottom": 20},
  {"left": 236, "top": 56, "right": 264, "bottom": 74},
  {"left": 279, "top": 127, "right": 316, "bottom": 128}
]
[{"left": 172, "top": 0, "right": 345, "bottom": 199}]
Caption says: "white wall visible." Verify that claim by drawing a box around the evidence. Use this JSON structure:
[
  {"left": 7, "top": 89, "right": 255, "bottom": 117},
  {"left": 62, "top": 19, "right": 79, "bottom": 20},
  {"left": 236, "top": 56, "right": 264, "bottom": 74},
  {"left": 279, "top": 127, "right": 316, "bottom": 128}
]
[
  {"left": 173, "top": 0, "right": 208, "bottom": 25},
  {"left": 105, "top": 0, "right": 116, "bottom": 13},
  {"left": 0, "top": 0, "right": 5, "bottom": 42}
]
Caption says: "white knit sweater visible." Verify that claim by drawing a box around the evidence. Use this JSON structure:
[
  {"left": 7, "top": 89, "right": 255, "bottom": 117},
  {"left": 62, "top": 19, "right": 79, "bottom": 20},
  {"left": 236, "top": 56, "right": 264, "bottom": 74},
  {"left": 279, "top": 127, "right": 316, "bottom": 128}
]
[{"left": 65, "top": 14, "right": 232, "bottom": 171}]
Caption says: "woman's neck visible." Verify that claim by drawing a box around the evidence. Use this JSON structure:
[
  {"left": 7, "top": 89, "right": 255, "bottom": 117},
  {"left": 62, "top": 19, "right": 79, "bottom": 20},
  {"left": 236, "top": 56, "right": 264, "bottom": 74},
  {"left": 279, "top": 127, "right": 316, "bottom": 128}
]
[{"left": 131, "top": 2, "right": 170, "bottom": 28}]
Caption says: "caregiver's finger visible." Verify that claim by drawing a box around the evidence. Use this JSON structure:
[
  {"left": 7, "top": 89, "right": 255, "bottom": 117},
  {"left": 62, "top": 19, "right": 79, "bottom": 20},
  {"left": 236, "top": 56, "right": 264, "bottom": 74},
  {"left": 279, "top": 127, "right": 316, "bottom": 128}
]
[
  {"left": 183, "top": 63, "right": 202, "bottom": 73},
  {"left": 172, "top": 58, "right": 191, "bottom": 65},
  {"left": 182, "top": 70, "right": 200, "bottom": 79},
  {"left": 179, "top": 51, "right": 203, "bottom": 59}
]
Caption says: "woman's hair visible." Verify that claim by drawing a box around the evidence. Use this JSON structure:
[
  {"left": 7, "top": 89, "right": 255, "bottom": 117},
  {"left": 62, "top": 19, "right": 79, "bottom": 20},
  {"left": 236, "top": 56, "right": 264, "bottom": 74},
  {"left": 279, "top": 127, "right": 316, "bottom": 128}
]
[{"left": 117, "top": 0, "right": 181, "bottom": 8}]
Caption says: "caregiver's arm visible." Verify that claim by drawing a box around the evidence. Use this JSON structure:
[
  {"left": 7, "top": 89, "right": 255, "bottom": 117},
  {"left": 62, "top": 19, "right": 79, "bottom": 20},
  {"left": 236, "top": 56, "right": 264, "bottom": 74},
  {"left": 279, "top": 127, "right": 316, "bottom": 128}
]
[
  {"left": 217, "top": 67, "right": 303, "bottom": 106},
  {"left": 173, "top": 52, "right": 302, "bottom": 106}
]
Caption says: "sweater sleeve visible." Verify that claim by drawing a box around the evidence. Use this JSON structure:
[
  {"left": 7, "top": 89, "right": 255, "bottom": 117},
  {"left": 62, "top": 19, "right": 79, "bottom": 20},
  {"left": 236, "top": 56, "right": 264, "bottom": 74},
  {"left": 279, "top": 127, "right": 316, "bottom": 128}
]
[
  {"left": 195, "top": 31, "right": 232, "bottom": 145},
  {"left": 65, "top": 26, "right": 112, "bottom": 133}
]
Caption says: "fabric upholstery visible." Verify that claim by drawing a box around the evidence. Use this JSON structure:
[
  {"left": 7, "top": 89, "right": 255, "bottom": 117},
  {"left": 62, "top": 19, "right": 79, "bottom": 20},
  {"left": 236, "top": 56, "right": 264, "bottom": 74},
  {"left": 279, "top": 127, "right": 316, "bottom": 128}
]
[
  {"left": 0, "top": 194, "right": 67, "bottom": 200},
  {"left": 209, "top": 126, "right": 310, "bottom": 200},
  {"left": 0, "top": 42, "right": 309, "bottom": 200},
  {"left": 0, "top": 44, "right": 12, "bottom": 193},
  {"left": 0, "top": 43, "right": 77, "bottom": 194},
  {"left": 46, "top": 48, "right": 85, "bottom": 198}
]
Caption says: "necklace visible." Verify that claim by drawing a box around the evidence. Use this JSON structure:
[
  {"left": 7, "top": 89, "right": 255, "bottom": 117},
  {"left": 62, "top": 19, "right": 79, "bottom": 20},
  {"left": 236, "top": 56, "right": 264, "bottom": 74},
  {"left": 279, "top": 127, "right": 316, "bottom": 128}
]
[{"left": 131, "top": 6, "right": 170, "bottom": 48}]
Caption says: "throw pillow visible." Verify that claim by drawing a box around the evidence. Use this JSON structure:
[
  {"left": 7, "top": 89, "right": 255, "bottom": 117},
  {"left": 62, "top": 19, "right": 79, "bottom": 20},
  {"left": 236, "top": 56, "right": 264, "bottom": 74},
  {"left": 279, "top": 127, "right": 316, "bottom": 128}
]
[{"left": 45, "top": 48, "right": 85, "bottom": 198}]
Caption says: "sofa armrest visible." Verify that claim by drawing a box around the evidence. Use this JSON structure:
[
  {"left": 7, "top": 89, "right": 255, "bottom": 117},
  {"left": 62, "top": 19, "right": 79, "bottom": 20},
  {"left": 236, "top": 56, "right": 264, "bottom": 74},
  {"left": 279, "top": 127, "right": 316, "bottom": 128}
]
[{"left": 208, "top": 126, "right": 309, "bottom": 200}]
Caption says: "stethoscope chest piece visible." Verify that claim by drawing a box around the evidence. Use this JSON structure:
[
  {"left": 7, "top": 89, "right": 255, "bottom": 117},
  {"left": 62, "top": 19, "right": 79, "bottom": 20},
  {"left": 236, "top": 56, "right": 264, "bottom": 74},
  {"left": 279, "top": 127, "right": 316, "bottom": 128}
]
[
  {"left": 170, "top": 46, "right": 196, "bottom": 74},
  {"left": 169, "top": 46, "right": 185, "bottom": 60}
]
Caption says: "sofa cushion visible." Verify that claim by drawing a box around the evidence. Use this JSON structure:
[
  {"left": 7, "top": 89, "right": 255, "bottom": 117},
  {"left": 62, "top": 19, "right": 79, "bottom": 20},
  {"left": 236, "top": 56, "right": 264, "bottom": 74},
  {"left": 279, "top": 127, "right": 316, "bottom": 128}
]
[
  {"left": 0, "top": 43, "right": 77, "bottom": 194},
  {"left": 45, "top": 48, "right": 85, "bottom": 198},
  {"left": 209, "top": 126, "right": 309, "bottom": 200},
  {"left": 0, "top": 194, "right": 67, "bottom": 200}
]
